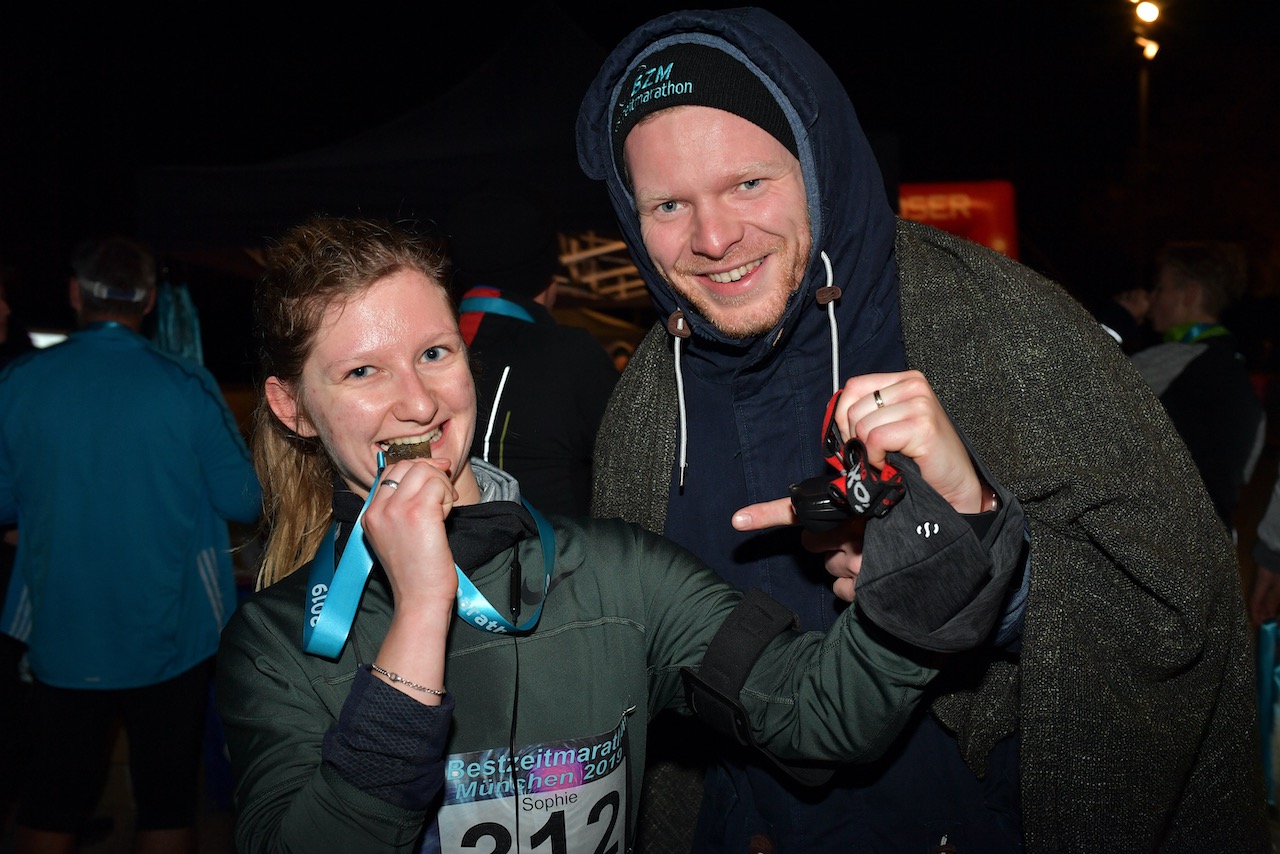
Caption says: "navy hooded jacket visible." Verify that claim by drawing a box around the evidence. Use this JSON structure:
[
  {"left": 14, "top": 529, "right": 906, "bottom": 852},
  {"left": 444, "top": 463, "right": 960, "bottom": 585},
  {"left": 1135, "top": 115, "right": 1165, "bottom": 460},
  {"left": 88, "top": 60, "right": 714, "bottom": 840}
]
[{"left": 577, "top": 6, "right": 907, "bottom": 632}]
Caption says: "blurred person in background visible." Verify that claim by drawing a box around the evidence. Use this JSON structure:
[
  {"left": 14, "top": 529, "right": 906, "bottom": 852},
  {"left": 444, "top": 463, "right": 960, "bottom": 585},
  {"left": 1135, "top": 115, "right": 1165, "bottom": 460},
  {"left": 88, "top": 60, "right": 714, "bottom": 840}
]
[
  {"left": 448, "top": 184, "right": 618, "bottom": 516},
  {"left": 0, "top": 259, "right": 35, "bottom": 820},
  {"left": 0, "top": 235, "right": 261, "bottom": 854},
  {"left": 1095, "top": 285, "right": 1156, "bottom": 355},
  {"left": 1120, "top": 241, "right": 1267, "bottom": 530}
]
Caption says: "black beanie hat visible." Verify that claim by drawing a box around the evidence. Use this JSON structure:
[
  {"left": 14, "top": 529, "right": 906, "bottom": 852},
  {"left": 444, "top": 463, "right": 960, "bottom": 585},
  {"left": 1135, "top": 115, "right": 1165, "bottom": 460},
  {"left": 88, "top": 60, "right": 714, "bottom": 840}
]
[
  {"left": 611, "top": 41, "right": 798, "bottom": 173},
  {"left": 446, "top": 187, "right": 560, "bottom": 298}
]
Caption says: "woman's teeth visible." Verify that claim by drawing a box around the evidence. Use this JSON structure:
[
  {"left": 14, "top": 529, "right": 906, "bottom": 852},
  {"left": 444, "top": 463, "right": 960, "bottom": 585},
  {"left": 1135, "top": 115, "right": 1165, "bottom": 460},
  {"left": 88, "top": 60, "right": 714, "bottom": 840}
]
[{"left": 381, "top": 429, "right": 441, "bottom": 462}]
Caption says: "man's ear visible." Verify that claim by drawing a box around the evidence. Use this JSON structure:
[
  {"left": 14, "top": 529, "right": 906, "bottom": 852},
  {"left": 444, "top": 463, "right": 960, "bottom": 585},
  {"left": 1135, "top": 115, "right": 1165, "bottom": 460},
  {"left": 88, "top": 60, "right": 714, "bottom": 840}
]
[
  {"left": 68, "top": 277, "right": 82, "bottom": 312},
  {"left": 264, "top": 377, "right": 317, "bottom": 438}
]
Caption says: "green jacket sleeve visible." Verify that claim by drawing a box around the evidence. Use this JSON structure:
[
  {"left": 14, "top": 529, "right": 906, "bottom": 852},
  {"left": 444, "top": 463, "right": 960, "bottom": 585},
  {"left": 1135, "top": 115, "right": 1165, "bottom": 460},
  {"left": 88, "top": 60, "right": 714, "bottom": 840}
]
[
  {"left": 740, "top": 603, "right": 941, "bottom": 762},
  {"left": 216, "top": 580, "right": 437, "bottom": 854},
  {"left": 622, "top": 520, "right": 940, "bottom": 764}
]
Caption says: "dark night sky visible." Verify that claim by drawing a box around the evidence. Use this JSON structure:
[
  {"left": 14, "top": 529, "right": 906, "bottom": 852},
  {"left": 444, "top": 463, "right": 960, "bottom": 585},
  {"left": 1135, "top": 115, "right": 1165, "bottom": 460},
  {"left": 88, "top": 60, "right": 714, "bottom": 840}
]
[{"left": 2, "top": 1, "right": 1277, "bottom": 379}]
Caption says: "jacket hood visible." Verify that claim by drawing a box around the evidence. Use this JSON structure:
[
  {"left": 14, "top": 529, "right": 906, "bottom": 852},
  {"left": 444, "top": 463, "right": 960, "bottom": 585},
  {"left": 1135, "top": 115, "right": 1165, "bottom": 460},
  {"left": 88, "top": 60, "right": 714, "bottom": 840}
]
[
  {"left": 576, "top": 7, "right": 899, "bottom": 365},
  {"left": 577, "top": 8, "right": 906, "bottom": 633}
]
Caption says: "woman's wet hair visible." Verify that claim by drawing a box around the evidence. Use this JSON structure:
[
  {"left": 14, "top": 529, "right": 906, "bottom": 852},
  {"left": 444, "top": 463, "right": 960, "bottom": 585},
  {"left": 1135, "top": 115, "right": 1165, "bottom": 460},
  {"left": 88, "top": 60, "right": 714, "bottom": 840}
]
[{"left": 250, "top": 215, "right": 454, "bottom": 587}]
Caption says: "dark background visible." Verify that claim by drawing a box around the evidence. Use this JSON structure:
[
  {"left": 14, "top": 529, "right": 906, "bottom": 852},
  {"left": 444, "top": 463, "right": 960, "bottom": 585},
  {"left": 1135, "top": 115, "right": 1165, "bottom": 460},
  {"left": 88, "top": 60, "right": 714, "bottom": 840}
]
[{"left": 2, "top": 1, "right": 1278, "bottom": 383}]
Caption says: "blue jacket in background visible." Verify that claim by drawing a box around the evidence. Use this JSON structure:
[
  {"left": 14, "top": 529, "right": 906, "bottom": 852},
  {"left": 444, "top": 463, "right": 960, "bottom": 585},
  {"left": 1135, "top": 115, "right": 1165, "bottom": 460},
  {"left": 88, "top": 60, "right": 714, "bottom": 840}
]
[{"left": 0, "top": 321, "right": 261, "bottom": 689}]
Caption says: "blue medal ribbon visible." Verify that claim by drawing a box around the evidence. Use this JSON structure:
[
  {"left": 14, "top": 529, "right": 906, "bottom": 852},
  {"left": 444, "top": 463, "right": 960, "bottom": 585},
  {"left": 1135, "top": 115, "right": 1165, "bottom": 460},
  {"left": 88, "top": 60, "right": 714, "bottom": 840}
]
[
  {"left": 303, "top": 453, "right": 554, "bottom": 658},
  {"left": 453, "top": 501, "right": 553, "bottom": 634}
]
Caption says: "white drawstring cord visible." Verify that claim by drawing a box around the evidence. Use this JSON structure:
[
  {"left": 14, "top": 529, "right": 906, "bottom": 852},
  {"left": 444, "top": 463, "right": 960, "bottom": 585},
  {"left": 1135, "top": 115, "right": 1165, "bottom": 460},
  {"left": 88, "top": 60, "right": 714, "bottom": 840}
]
[
  {"left": 482, "top": 365, "right": 512, "bottom": 463},
  {"left": 821, "top": 251, "right": 840, "bottom": 394},
  {"left": 674, "top": 321, "right": 688, "bottom": 488}
]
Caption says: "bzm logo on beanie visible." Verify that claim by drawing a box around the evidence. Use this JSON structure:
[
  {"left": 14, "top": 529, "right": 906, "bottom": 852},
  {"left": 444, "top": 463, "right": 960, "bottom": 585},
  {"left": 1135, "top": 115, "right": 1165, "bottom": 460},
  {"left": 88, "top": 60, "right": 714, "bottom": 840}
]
[
  {"left": 610, "top": 41, "right": 798, "bottom": 172},
  {"left": 618, "top": 61, "right": 689, "bottom": 123}
]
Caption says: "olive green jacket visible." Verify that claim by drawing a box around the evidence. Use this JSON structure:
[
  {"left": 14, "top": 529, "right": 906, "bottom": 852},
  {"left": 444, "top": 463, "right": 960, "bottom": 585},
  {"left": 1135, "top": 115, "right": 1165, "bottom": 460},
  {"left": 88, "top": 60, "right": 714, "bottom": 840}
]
[{"left": 218, "top": 509, "right": 944, "bottom": 853}]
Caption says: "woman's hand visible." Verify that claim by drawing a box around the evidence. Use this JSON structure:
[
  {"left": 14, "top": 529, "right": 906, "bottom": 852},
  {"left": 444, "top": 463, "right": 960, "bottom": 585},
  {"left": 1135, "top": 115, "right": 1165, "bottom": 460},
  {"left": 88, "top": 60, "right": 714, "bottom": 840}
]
[
  {"left": 360, "top": 457, "right": 459, "bottom": 703},
  {"left": 362, "top": 457, "right": 460, "bottom": 610}
]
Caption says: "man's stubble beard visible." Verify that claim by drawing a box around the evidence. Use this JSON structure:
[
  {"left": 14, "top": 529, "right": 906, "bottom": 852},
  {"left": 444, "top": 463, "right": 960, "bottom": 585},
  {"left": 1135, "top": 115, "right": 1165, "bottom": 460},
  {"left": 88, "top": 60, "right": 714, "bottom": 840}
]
[{"left": 658, "top": 247, "right": 810, "bottom": 339}]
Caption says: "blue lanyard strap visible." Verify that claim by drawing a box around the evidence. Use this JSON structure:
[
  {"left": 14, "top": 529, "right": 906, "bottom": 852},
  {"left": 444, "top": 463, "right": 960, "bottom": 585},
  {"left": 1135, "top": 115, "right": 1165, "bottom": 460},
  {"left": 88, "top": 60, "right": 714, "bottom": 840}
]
[
  {"left": 458, "top": 296, "right": 535, "bottom": 323},
  {"left": 303, "top": 457, "right": 555, "bottom": 658},
  {"left": 454, "top": 501, "right": 553, "bottom": 634},
  {"left": 303, "top": 461, "right": 388, "bottom": 659}
]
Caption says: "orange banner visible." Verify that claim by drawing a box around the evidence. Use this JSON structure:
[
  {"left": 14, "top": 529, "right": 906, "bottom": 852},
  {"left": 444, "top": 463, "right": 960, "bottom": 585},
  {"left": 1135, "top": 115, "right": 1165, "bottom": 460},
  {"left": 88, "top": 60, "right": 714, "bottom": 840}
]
[{"left": 899, "top": 180, "right": 1018, "bottom": 259}]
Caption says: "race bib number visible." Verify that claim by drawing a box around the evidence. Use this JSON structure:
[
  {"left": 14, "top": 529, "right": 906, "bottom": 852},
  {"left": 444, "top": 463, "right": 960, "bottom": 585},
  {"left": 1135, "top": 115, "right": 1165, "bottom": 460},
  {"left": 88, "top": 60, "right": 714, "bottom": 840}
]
[{"left": 431, "top": 715, "right": 631, "bottom": 853}]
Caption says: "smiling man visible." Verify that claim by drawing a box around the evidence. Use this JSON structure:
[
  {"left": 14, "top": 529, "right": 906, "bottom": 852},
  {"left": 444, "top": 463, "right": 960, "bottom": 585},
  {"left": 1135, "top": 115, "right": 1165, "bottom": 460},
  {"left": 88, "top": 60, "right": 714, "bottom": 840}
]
[{"left": 577, "top": 7, "right": 1268, "bottom": 853}]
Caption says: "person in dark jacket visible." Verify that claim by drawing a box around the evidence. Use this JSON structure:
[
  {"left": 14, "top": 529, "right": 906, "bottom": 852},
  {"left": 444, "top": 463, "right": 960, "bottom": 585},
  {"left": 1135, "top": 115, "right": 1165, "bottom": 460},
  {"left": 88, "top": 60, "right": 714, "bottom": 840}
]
[
  {"left": 576, "top": 8, "right": 1268, "bottom": 853},
  {"left": 448, "top": 184, "right": 618, "bottom": 517},
  {"left": 1125, "top": 240, "right": 1267, "bottom": 528}
]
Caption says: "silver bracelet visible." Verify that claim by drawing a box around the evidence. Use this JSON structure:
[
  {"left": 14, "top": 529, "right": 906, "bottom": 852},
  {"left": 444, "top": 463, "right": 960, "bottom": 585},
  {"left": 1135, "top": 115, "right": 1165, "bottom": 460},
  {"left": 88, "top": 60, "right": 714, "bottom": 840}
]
[{"left": 370, "top": 663, "right": 446, "bottom": 697}]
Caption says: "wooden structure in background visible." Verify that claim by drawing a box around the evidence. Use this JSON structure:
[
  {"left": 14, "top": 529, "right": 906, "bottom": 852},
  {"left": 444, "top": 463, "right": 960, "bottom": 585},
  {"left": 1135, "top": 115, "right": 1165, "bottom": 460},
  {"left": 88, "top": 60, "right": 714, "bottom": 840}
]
[{"left": 556, "top": 232, "right": 645, "bottom": 304}]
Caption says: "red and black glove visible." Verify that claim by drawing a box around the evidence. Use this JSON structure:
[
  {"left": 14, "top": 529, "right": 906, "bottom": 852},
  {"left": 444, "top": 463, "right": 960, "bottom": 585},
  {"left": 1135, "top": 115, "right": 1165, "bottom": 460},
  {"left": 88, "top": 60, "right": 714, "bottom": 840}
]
[{"left": 789, "top": 391, "right": 906, "bottom": 532}]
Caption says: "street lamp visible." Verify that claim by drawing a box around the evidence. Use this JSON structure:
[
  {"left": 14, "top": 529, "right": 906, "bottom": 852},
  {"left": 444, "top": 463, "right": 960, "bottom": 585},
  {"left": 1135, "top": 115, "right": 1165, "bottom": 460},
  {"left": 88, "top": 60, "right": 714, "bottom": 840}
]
[{"left": 1130, "top": 0, "right": 1161, "bottom": 166}]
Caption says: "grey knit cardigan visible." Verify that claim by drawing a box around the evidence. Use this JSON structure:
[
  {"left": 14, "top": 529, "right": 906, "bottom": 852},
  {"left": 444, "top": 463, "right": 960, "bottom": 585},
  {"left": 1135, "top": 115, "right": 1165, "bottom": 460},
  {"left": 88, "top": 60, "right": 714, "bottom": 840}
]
[{"left": 592, "top": 219, "right": 1269, "bottom": 852}]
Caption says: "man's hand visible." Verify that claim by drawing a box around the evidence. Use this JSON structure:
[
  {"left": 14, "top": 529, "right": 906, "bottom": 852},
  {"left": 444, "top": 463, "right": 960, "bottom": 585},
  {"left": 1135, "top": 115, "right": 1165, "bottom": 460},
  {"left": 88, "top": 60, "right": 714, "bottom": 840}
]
[
  {"left": 733, "top": 498, "right": 864, "bottom": 603},
  {"left": 733, "top": 370, "right": 989, "bottom": 603},
  {"left": 832, "top": 371, "right": 986, "bottom": 513}
]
